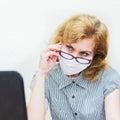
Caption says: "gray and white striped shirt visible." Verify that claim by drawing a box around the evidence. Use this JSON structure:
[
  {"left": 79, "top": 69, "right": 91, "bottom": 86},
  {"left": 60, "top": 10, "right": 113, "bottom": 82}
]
[{"left": 31, "top": 63, "right": 120, "bottom": 120}]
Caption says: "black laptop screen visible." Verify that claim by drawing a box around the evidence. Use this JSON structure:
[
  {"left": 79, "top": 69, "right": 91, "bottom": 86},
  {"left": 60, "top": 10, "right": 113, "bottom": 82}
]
[{"left": 0, "top": 71, "right": 27, "bottom": 120}]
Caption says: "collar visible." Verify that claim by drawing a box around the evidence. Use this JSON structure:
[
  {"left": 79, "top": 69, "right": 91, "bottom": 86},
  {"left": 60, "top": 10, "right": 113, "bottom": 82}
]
[
  {"left": 50, "top": 63, "right": 89, "bottom": 90},
  {"left": 58, "top": 70, "right": 89, "bottom": 90},
  {"left": 74, "top": 75, "right": 89, "bottom": 89},
  {"left": 58, "top": 75, "right": 72, "bottom": 89}
]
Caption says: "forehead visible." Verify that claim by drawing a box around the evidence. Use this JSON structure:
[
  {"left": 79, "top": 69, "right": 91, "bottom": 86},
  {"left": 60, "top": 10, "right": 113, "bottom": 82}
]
[{"left": 70, "top": 38, "right": 95, "bottom": 51}]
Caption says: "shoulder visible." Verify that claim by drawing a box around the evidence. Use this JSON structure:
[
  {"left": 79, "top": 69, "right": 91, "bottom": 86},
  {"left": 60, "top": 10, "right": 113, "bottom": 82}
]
[
  {"left": 45, "top": 63, "right": 62, "bottom": 84},
  {"left": 100, "top": 66, "right": 120, "bottom": 81},
  {"left": 100, "top": 66, "right": 120, "bottom": 96},
  {"left": 45, "top": 63, "right": 63, "bottom": 100},
  {"left": 51, "top": 62, "right": 61, "bottom": 73},
  {"left": 47, "top": 63, "right": 62, "bottom": 78}
]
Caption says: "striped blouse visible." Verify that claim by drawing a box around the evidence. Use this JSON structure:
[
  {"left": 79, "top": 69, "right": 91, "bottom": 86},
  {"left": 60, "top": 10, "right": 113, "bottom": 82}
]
[{"left": 31, "top": 63, "right": 120, "bottom": 120}]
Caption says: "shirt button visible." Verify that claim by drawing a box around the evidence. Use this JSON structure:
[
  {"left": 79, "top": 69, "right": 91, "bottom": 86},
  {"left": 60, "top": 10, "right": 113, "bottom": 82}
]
[
  {"left": 75, "top": 113, "right": 77, "bottom": 116},
  {"left": 72, "top": 95, "right": 75, "bottom": 98},
  {"left": 72, "top": 81, "right": 75, "bottom": 83}
]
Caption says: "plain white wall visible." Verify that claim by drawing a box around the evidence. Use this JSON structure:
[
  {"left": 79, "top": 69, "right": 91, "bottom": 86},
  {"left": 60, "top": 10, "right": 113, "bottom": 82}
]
[{"left": 0, "top": 0, "right": 120, "bottom": 119}]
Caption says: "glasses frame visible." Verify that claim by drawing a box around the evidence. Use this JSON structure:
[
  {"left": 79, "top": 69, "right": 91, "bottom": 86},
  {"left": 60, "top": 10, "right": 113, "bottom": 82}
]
[{"left": 59, "top": 50, "right": 92, "bottom": 64}]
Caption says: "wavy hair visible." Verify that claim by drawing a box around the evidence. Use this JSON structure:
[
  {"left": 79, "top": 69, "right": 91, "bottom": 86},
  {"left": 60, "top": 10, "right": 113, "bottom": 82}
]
[{"left": 49, "top": 14, "right": 109, "bottom": 82}]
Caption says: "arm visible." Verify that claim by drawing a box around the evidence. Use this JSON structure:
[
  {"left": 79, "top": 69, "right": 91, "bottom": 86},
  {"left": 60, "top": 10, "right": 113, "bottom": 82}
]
[
  {"left": 105, "top": 88, "right": 120, "bottom": 120},
  {"left": 27, "top": 43, "right": 62, "bottom": 120},
  {"left": 27, "top": 71, "right": 48, "bottom": 120}
]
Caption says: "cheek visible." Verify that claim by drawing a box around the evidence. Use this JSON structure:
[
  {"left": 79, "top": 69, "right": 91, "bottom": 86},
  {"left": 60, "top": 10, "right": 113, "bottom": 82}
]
[
  {"left": 61, "top": 45, "right": 66, "bottom": 49},
  {"left": 90, "top": 51, "right": 95, "bottom": 57}
]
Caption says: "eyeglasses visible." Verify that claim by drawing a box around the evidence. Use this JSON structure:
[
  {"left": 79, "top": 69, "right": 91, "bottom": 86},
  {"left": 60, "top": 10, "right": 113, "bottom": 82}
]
[{"left": 59, "top": 50, "right": 92, "bottom": 64}]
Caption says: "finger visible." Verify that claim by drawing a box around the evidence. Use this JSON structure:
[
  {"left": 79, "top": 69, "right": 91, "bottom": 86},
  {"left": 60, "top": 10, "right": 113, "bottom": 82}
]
[
  {"left": 45, "top": 51, "right": 59, "bottom": 59},
  {"left": 47, "top": 44, "right": 62, "bottom": 52},
  {"left": 48, "top": 55, "right": 58, "bottom": 62}
]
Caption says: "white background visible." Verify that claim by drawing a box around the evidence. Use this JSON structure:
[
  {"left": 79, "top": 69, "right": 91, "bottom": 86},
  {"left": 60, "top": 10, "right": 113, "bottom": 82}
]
[{"left": 0, "top": 0, "right": 120, "bottom": 119}]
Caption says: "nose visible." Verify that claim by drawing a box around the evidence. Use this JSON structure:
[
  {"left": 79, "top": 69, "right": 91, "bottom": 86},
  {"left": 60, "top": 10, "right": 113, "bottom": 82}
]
[{"left": 71, "top": 52, "right": 79, "bottom": 58}]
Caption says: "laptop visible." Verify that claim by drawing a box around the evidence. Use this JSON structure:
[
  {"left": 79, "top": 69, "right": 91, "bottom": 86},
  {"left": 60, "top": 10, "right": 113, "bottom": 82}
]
[{"left": 0, "top": 71, "right": 27, "bottom": 120}]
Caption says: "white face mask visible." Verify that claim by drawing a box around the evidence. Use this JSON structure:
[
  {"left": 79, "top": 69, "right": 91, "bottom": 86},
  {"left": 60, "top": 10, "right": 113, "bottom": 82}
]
[{"left": 58, "top": 50, "right": 93, "bottom": 75}]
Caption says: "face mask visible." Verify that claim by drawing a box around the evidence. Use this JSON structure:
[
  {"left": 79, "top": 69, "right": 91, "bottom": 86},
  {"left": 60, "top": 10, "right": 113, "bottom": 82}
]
[{"left": 58, "top": 51, "right": 93, "bottom": 75}]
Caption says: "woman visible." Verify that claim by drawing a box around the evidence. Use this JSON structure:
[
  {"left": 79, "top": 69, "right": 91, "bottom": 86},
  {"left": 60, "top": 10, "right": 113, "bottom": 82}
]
[{"left": 27, "top": 14, "right": 120, "bottom": 120}]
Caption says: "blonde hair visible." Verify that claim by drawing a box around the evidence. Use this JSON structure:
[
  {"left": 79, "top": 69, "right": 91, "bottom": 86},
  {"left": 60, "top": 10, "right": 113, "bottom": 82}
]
[{"left": 49, "top": 14, "right": 109, "bottom": 82}]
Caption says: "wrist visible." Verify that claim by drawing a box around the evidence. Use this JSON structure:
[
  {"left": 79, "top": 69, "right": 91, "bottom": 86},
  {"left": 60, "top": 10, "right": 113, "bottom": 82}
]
[{"left": 36, "top": 68, "right": 48, "bottom": 77}]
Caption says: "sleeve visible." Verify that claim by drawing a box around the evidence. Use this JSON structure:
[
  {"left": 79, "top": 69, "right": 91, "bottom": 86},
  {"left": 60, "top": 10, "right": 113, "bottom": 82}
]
[
  {"left": 103, "top": 68, "right": 120, "bottom": 97},
  {"left": 30, "top": 72, "right": 50, "bottom": 102},
  {"left": 30, "top": 73, "right": 36, "bottom": 90}
]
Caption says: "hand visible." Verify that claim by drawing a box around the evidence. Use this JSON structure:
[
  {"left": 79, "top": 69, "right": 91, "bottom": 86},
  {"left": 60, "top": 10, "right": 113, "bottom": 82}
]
[{"left": 38, "top": 43, "right": 62, "bottom": 75}]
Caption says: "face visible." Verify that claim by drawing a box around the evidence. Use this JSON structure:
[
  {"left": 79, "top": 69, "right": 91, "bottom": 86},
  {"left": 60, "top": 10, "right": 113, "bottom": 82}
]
[{"left": 62, "top": 38, "right": 95, "bottom": 59}]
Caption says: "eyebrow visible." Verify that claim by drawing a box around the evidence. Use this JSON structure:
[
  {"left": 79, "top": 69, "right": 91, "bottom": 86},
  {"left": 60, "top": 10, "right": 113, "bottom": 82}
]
[
  {"left": 66, "top": 45, "right": 74, "bottom": 49},
  {"left": 66, "top": 44, "right": 92, "bottom": 53}
]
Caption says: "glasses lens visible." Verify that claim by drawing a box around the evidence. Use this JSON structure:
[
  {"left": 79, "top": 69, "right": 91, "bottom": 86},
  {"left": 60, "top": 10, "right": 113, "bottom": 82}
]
[
  {"left": 60, "top": 50, "right": 91, "bottom": 64},
  {"left": 77, "top": 58, "right": 90, "bottom": 64},
  {"left": 60, "top": 51, "right": 73, "bottom": 60}
]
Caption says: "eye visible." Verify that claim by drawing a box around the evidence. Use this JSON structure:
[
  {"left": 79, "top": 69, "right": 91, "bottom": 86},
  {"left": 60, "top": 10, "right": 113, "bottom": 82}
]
[
  {"left": 66, "top": 45, "right": 74, "bottom": 52},
  {"left": 79, "top": 52, "right": 89, "bottom": 56}
]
